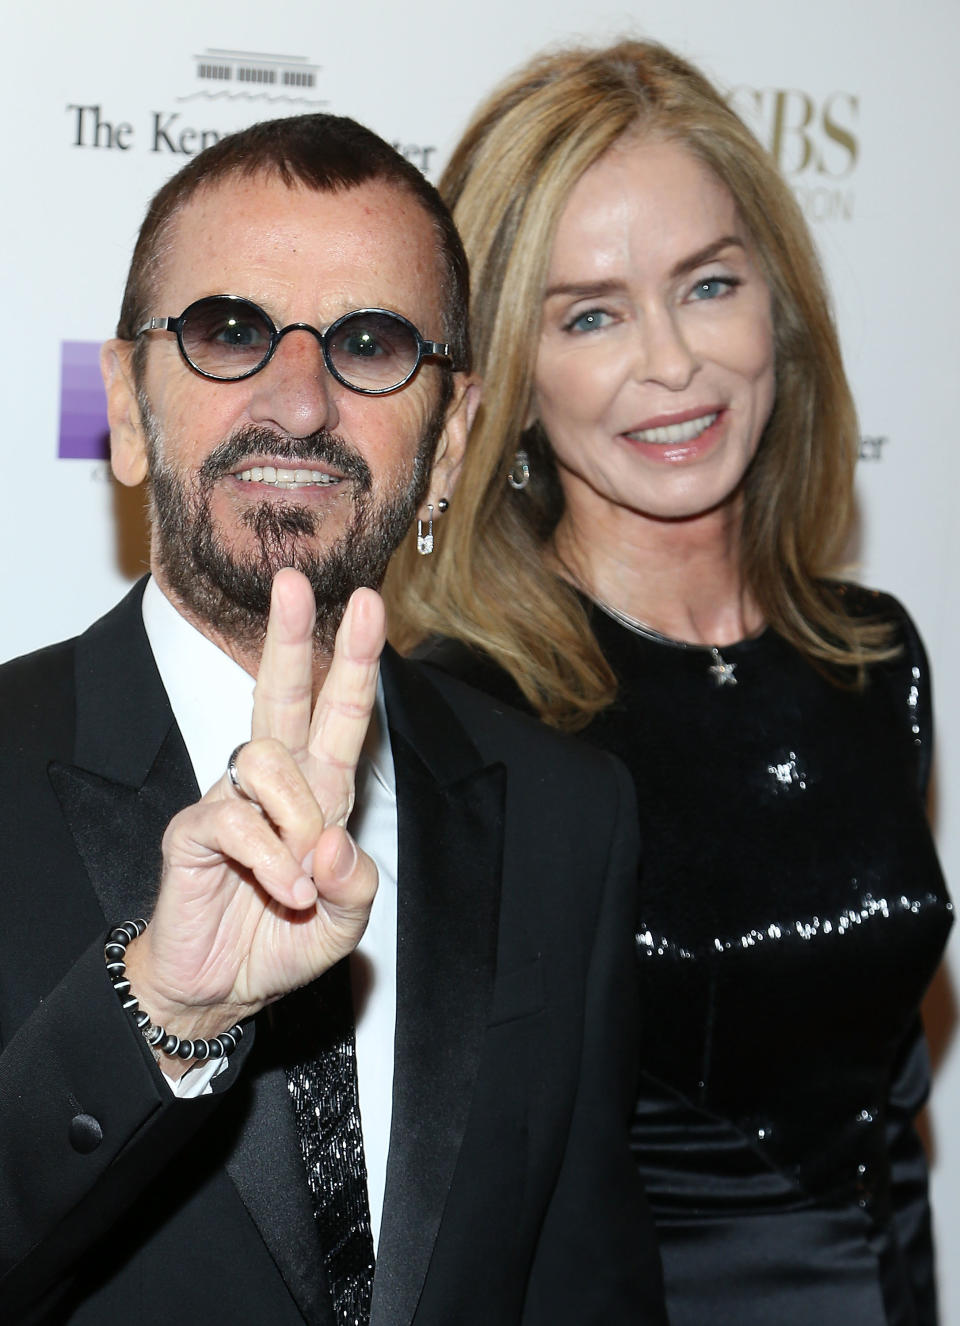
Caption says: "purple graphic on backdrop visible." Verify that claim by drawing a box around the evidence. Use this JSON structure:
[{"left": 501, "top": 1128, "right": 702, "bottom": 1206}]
[{"left": 59, "top": 341, "right": 109, "bottom": 459}]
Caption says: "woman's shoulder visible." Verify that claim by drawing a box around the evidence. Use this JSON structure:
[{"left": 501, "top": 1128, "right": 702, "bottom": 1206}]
[
  {"left": 830, "top": 578, "right": 910, "bottom": 619},
  {"left": 829, "top": 579, "right": 934, "bottom": 791},
  {"left": 827, "top": 580, "right": 928, "bottom": 669}
]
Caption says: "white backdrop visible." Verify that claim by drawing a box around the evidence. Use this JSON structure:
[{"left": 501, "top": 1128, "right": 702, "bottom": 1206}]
[{"left": 4, "top": 0, "right": 959, "bottom": 1315}]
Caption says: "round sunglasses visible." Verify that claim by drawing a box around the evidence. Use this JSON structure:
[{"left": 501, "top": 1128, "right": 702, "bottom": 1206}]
[{"left": 135, "top": 294, "right": 455, "bottom": 395}]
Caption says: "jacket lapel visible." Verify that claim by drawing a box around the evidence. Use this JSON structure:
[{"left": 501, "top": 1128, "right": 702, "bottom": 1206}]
[
  {"left": 49, "top": 579, "right": 198, "bottom": 923},
  {"left": 371, "top": 653, "right": 505, "bottom": 1326},
  {"left": 47, "top": 580, "right": 336, "bottom": 1326}
]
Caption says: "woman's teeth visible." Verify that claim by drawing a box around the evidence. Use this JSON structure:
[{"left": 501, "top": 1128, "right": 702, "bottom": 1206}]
[
  {"left": 628, "top": 412, "right": 718, "bottom": 445},
  {"left": 235, "top": 466, "right": 339, "bottom": 488}
]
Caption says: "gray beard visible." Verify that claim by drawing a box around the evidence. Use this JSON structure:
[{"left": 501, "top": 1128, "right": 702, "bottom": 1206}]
[{"left": 141, "top": 399, "right": 439, "bottom": 655}]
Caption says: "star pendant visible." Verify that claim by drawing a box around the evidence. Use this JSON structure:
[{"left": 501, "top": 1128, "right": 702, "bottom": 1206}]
[{"left": 708, "top": 648, "right": 738, "bottom": 688}]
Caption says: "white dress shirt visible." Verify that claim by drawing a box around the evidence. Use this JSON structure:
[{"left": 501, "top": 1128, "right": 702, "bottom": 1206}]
[{"left": 141, "top": 576, "right": 397, "bottom": 1249}]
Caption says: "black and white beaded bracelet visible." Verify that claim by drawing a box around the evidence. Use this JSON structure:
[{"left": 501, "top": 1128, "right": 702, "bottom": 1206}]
[{"left": 105, "top": 919, "right": 244, "bottom": 1063}]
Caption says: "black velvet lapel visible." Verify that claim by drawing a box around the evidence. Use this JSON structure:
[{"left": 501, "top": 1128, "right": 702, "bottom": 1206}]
[
  {"left": 372, "top": 653, "right": 505, "bottom": 1326},
  {"left": 49, "top": 724, "right": 197, "bottom": 923},
  {"left": 48, "top": 579, "right": 199, "bottom": 923}
]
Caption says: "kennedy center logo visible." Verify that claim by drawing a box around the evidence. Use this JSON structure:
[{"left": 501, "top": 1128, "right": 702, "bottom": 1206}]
[{"left": 67, "top": 47, "right": 328, "bottom": 154}]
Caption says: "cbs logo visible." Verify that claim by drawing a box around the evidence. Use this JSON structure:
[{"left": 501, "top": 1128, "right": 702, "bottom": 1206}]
[{"left": 727, "top": 88, "right": 859, "bottom": 180}]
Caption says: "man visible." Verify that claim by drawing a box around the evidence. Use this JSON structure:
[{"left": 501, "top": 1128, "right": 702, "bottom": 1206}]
[{"left": 0, "top": 115, "right": 664, "bottom": 1324}]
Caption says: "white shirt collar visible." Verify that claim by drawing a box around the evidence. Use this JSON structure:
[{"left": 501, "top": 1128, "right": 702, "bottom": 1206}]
[{"left": 140, "top": 576, "right": 394, "bottom": 799}]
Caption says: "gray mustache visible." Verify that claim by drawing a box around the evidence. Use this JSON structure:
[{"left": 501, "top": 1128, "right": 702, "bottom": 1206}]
[{"left": 198, "top": 427, "right": 372, "bottom": 490}]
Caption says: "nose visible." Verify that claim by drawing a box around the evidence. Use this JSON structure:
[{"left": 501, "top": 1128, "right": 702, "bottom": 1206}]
[
  {"left": 633, "top": 307, "right": 699, "bottom": 391},
  {"left": 246, "top": 326, "right": 341, "bottom": 437}
]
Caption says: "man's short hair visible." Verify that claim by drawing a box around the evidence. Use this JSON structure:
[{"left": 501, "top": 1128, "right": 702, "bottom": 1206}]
[{"left": 116, "top": 113, "right": 470, "bottom": 378}]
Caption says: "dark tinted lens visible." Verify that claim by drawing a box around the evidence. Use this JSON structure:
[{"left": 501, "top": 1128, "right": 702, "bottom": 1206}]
[
  {"left": 326, "top": 311, "right": 419, "bottom": 390},
  {"left": 180, "top": 297, "right": 275, "bottom": 379}
]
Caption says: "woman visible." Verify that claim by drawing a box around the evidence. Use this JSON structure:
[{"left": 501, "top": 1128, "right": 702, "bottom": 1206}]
[{"left": 385, "top": 39, "right": 952, "bottom": 1326}]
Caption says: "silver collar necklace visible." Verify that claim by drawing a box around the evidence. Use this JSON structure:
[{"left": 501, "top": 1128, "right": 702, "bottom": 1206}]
[{"left": 593, "top": 598, "right": 739, "bottom": 688}]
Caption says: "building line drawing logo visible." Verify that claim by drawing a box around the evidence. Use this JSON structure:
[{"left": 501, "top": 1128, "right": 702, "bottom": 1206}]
[{"left": 178, "top": 48, "right": 327, "bottom": 106}]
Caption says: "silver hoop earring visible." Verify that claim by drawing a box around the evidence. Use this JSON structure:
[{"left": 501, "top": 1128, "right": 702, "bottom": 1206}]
[
  {"left": 507, "top": 449, "right": 530, "bottom": 491},
  {"left": 416, "top": 504, "right": 435, "bottom": 555}
]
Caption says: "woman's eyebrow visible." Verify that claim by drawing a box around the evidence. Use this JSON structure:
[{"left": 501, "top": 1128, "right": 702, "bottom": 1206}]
[
  {"left": 670, "top": 236, "right": 745, "bottom": 279},
  {"left": 543, "top": 237, "right": 746, "bottom": 301},
  {"left": 542, "top": 278, "right": 626, "bottom": 301}
]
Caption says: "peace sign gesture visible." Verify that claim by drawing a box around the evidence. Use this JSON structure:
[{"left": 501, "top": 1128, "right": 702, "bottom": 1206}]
[{"left": 124, "top": 569, "right": 383, "bottom": 1073}]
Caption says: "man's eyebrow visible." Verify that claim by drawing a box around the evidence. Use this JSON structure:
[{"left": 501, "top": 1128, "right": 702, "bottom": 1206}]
[{"left": 670, "top": 236, "right": 744, "bottom": 279}]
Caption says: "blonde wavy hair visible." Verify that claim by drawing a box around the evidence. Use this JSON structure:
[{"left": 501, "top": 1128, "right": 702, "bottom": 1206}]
[{"left": 385, "top": 39, "right": 890, "bottom": 729}]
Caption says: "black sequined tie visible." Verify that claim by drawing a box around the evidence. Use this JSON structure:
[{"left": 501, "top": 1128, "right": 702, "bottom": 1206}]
[{"left": 286, "top": 958, "right": 375, "bottom": 1326}]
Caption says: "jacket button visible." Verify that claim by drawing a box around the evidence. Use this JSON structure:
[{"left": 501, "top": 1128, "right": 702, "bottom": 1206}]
[{"left": 69, "top": 1113, "right": 103, "bottom": 1154}]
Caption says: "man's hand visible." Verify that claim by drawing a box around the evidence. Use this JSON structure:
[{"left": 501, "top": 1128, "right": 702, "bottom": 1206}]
[{"left": 124, "top": 569, "right": 383, "bottom": 1071}]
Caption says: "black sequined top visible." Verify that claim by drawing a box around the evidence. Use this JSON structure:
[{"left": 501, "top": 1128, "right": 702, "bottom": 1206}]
[{"left": 419, "top": 585, "right": 952, "bottom": 1326}]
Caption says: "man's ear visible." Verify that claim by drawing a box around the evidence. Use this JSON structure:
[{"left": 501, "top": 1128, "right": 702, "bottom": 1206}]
[
  {"left": 101, "top": 339, "right": 149, "bottom": 487},
  {"left": 427, "top": 375, "right": 481, "bottom": 504}
]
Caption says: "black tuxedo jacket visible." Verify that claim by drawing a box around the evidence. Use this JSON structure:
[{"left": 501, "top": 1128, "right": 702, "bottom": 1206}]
[{"left": 0, "top": 582, "right": 666, "bottom": 1324}]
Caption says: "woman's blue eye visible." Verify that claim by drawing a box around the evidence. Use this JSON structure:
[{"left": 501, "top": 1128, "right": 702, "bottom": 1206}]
[
  {"left": 689, "top": 277, "right": 738, "bottom": 301},
  {"left": 566, "top": 309, "right": 612, "bottom": 333}
]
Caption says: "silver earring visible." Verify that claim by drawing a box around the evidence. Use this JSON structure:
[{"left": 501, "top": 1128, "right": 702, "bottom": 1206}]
[
  {"left": 416, "top": 504, "right": 435, "bottom": 555},
  {"left": 507, "top": 449, "right": 530, "bottom": 491},
  {"left": 437, "top": 497, "right": 449, "bottom": 513}
]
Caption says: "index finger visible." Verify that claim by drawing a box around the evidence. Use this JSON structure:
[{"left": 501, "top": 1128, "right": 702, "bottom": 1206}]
[
  {"left": 306, "top": 588, "right": 386, "bottom": 824},
  {"left": 251, "top": 568, "right": 317, "bottom": 757}
]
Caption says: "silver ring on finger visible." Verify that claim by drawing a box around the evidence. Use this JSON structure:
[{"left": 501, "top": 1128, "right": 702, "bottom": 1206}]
[{"left": 227, "top": 742, "right": 250, "bottom": 797}]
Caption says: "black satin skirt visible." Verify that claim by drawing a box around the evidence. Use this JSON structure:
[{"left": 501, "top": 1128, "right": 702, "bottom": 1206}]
[{"left": 634, "top": 1073, "right": 935, "bottom": 1326}]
